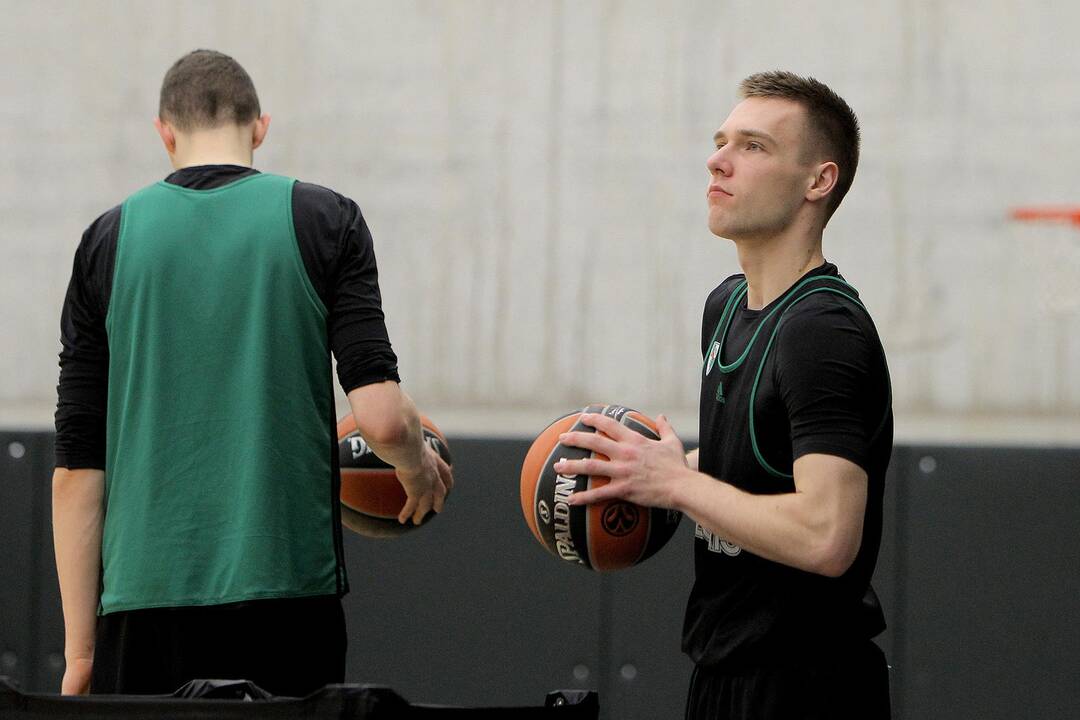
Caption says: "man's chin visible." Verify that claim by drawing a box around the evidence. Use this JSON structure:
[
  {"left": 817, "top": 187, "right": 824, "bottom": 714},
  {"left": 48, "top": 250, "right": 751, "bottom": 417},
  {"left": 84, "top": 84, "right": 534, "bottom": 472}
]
[{"left": 707, "top": 218, "right": 739, "bottom": 241}]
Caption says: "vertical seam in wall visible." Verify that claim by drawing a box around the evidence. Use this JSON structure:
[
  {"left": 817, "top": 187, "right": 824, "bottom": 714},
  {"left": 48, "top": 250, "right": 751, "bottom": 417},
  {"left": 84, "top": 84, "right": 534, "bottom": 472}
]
[
  {"left": 892, "top": 446, "right": 910, "bottom": 716},
  {"left": 541, "top": 0, "right": 564, "bottom": 389},
  {"left": 26, "top": 433, "right": 45, "bottom": 693},
  {"left": 597, "top": 571, "right": 612, "bottom": 720}
]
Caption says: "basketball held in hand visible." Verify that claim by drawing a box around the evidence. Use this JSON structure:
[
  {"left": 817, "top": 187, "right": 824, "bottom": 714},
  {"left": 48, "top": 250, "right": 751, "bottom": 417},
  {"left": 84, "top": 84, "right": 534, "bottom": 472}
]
[
  {"left": 520, "top": 404, "right": 682, "bottom": 571},
  {"left": 338, "top": 414, "right": 451, "bottom": 538}
]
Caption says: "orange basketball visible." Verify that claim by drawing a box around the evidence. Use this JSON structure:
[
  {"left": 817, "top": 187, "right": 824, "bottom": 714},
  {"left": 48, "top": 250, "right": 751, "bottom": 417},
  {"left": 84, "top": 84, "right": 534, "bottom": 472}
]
[
  {"left": 337, "top": 413, "right": 451, "bottom": 538},
  {"left": 520, "top": 404, "right": 682, "bottom": 571}
]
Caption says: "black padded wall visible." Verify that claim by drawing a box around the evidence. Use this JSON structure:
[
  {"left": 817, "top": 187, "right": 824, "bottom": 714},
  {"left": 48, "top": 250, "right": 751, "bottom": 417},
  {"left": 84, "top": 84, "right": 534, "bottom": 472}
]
[
  {"left": 3, "top": 431, "right": 1078, "bottom": 719},
  {"left": 0, "top": 432, "right": 63, "bottom": 695}
]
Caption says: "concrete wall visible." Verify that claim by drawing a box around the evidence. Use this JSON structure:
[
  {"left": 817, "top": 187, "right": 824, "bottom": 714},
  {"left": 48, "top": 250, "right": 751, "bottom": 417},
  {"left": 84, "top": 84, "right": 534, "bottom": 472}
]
[{"left": 2, "top": 1, "right": 1079, "bottom": 441}]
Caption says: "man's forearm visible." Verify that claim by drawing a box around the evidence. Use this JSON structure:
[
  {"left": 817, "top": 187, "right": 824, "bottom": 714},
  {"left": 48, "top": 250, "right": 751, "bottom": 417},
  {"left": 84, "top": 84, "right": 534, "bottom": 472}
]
[
  {"left": 669, "top": 454, "right": 867, "bottom": 577},
  {"left": 673, "top": 472, "right": 824, "bottom": 572},
  {"left": 345, "top": 381, "right": 426, "bottom": 470},
  {"left": 362, "top": 406, "right": 425, "bottom": 472},
  {"left": 52, "top": 467, "right": 105, "bottom": 666},
  {"left": 345, "top": 380, "right": 447, "bottom": 524}
]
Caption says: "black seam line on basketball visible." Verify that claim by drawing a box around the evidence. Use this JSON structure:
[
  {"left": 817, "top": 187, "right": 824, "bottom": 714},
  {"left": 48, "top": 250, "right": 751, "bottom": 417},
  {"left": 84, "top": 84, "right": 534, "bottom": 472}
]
[
  {"left": 582, "top": 407, "right": 600, "bottom": 570},
  {"left": 618, "top": 412, "right": 657, "bottom": 566},
  {"left": 624, "top": 415, "right": 662, "bottom": 564},
  {"left": 576, "top": 407, "right": 600, "bottom": 569},
  {"left": 592, "top": 405, "right": 629, "bottom": 571},
  {"left": 583, "top": 406, "right": 616, "bottom": 571},
  {"left": 536, "top": 430, "right": 562, "bottom": 552},
  {"left": 534, "top": 411, "right": 580, "bottom": 557},
  {"left": 576, "top": 491, "right": 593, "bottom": 569},
  {"left": 623, "top": 416, "right": 660, "bottom": 442},
  {"left": 536, "top": 444, "right": 561, "bottom": 558},
  {"left": 538, "top": 420, "right": 591, "bottom": 566},
  {"left": 582, "top": 479, "right": 595, "bottom": 570},
  {"left": 583, "top": 403, "right": 606, "bottom": 423}
]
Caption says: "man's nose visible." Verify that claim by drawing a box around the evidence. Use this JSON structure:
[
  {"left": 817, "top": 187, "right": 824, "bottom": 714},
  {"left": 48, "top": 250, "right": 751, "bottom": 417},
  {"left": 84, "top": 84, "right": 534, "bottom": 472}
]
[{"left": 707, "top": 149, "right": 731, "bottom": 176}]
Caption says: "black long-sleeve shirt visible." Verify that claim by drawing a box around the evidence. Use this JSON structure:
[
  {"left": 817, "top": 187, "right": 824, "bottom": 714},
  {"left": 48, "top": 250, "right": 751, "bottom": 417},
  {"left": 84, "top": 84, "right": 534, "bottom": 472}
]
[{"left": 56, "top": 164, "right": 400, "bottom": 469}]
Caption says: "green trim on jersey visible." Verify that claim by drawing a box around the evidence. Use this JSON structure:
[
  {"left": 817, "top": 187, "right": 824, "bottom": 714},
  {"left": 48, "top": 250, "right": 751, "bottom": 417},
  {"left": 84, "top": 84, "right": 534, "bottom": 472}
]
[
  {"left": 750, "top": 286, "right": 860, "bottom": 478},
  {"left": 102, "top": 172, "right": 342, "bottom": 614},
  {"left": 706, "top": 275, "right": 892, "bottom": 479},
  {"left": 702, "top": 279, "right": 748, "bottom": 374}
]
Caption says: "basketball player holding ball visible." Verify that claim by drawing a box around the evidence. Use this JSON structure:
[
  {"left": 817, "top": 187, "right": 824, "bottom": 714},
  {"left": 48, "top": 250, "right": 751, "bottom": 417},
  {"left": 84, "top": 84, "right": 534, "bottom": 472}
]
[
  {"left": 52, "top": 50, "right": 451, "bottom": 697},
  {"left": 557, "top": 72, "right": 893, "bottom": 718}
]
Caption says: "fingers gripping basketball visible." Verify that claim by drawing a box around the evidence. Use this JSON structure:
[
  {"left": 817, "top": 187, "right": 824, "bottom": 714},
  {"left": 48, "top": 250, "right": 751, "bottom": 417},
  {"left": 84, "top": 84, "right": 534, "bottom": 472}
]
[
  {"left": 520, "top": 404, "right": 683, "bottom": 571},
  {"left": 337, "top": 414, "right": 452, "bottom": 538}
]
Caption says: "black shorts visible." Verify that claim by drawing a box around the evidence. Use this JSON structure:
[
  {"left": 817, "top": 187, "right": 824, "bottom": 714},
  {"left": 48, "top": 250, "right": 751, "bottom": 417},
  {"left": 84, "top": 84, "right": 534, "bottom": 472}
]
[
  {"left": 685, "top": 640, "right": 891, "bottom": 720},
  {"left": 90, "top": 594, "right": 346, "bottom": 697}
]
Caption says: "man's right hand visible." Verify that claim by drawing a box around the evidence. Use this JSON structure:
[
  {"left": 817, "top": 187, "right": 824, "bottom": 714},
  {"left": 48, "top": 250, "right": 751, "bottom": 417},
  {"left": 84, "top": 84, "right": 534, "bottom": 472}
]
[
  {"left": 53, "top": 467, "right": 104, "bottom": 697},
  {"left": 345, "top": 382, "right": 454, "bottom": 525},
  {"left": 395, "top": 444, "right": 453, "bottom": 525},
  {"left": 61, "top": 656, "right": 93, "bottom": 695}
]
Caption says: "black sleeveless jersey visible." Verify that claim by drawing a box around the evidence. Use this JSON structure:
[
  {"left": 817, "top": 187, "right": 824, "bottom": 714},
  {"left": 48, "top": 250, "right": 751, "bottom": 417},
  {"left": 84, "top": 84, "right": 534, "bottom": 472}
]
[{"left": 682, "top": 262, "right": 893, "bottom": 668}]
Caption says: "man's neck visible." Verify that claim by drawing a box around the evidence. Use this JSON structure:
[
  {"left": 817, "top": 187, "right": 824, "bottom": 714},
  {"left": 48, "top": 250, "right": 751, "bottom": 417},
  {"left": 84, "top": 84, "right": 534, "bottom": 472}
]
[
  {"left": 170, "top": 128, "right": 254, "bottom": 170},
  {"left": 174, "top": 155, "right": 251, "bottom": 170},
  {"left": 735, "top": 228, "right": 825, "bottom": 310}
]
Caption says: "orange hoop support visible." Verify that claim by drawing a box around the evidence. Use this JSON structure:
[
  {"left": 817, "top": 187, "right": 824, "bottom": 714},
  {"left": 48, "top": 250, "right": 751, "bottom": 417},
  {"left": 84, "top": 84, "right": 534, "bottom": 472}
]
[{"left": 1009, "top": 206, "right": 1080, "bottom": 226}]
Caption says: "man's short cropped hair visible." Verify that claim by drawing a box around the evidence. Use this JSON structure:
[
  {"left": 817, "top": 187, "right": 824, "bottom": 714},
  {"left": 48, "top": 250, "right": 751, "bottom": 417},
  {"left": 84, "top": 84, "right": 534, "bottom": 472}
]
[
  {"left": 739, "top": 71, "right": 860, "bottom": 221},
  {"left": 159, "top": 49, "right": 261, "bottom": 131}
]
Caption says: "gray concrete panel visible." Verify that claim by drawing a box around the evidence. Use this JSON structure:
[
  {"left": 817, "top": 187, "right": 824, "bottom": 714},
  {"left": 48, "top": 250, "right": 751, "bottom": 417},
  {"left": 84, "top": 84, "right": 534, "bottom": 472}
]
[{"left": 4, "top": 2, "right": 1080, "bottom": 437}]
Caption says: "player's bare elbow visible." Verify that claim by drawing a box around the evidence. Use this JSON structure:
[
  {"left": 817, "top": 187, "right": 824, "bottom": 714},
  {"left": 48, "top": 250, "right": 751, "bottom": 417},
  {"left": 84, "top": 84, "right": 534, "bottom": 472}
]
[
  {"left": 347, "top": 380, "right": 416, "bottom": 449},
  {"left": 358, "top": 412, "right": 412, "bottom": 449},
  {"left": 810, "top": 530, "right": 861, "bottom": 578},
  {"left": 793, "top": 455, "right": 868, "bottom": 577}
]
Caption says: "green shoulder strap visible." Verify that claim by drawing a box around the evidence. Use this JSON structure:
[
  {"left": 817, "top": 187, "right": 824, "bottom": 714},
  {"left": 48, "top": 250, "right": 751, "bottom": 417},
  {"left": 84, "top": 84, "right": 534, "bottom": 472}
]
[{"left": 747, "top": 277, "right": 892, "bottom": 479}]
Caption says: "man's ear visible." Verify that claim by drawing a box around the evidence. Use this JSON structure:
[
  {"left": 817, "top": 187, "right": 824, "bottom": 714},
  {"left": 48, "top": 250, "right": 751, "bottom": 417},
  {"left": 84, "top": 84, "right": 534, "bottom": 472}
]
[
  {"left": 251, "top": 113, "right": 270, "bottom": 150},
  {"left": 806, "top": 161, "right": 839, "bottom": 204},
  {"left": 154, "top": 117, "right": 177, "bottom": 155}
]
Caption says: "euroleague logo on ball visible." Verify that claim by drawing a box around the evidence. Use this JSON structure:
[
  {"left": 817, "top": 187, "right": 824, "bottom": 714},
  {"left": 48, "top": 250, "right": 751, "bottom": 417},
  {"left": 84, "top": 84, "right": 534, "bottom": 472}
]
[
  {"left": 601, "top": 501, "right": 639, "bottom": 537},
  {"left": 537, "top": 499, "right": 551, "bottom": 524}
]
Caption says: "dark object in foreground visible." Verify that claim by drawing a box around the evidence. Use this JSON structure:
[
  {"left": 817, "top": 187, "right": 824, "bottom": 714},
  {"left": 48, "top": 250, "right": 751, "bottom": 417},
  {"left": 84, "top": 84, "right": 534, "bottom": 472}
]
[{"left": 0, "top": 677, "right": 598, "bottom": 719}]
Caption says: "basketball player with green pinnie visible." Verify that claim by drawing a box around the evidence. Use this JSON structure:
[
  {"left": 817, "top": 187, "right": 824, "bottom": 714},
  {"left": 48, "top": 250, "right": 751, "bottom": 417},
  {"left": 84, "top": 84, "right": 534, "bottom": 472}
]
[
  {"left": 52, "top": 50, "right": 451, "bottom": 697},
  {"left": 557, "top": 72, "right": 893, "bottom": 718}
]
